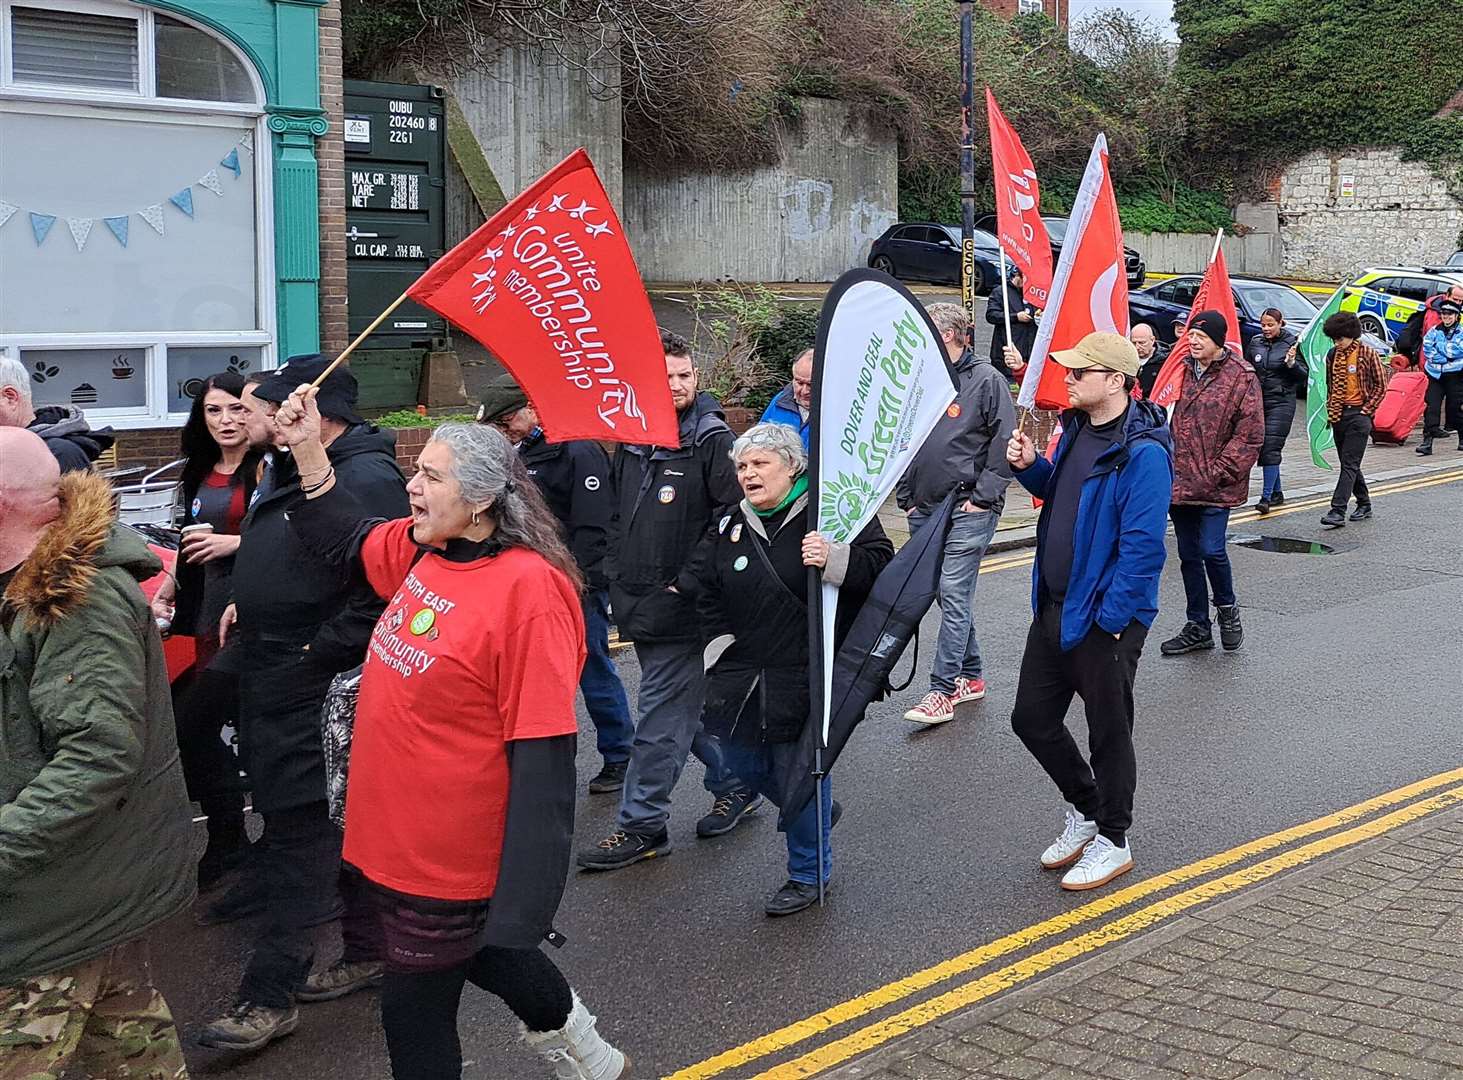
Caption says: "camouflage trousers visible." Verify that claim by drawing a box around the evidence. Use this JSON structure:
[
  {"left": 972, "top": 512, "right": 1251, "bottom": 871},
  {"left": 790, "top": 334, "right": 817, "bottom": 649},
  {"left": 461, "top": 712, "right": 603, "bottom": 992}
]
[{"left": 0, "top": 940, "right": 188, "bottom": 1080}]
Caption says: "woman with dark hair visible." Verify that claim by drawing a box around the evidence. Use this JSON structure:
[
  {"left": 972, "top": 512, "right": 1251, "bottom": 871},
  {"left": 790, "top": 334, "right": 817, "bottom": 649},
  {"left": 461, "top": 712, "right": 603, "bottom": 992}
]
[
  {"left": 149, "top": 371, "right": 263, "bottom": 888},
  {"left": 1248, "top": 307, "right": 1303, "bottom": 514},
  {"left": 268, "top": 385, "right": 628, "bottom": 1080},
  {"left": 1318, "top": 311, "right": 1387, "bottom": 529}
]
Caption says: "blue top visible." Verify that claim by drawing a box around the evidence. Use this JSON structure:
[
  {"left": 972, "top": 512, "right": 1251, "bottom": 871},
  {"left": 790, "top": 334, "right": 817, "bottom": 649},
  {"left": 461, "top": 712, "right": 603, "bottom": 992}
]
[
  {"left": 758, "top": 383, "right": 810, "bottom": 450},
  {"left": 1422, "top": 325, "right": 1463, "bottom": 377},
  {"left": 1013, "top": 399, "right": 1174, "bottom": 651}
]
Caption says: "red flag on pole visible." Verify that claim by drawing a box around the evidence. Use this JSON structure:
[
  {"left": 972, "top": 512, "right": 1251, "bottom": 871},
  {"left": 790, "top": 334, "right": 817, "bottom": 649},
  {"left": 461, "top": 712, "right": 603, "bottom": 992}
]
[
  {"left": 407, "top": 149, "right": 678, "bottom": 445},
  {"left": 1018, "top": 134, "right": 1130, "bottom": 411},
  {"left": 986, "top": 89, "right": 1054, "bottom": 308},
  {"left": 1146, "top": 232, "right": 1240, "bottom": 408}
]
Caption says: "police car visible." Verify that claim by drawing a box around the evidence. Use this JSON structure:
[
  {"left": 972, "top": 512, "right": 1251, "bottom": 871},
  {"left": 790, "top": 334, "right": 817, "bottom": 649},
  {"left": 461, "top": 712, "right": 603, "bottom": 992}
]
[{"left": 1338, "top": 267, "right": 1463, "bottom": 343}]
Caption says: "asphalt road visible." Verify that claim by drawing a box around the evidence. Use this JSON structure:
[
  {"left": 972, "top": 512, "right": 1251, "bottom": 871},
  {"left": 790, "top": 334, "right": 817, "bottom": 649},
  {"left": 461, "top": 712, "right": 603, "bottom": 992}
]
[{"left": 153, "top": 467, "right": 1463, "bottom": 1079}]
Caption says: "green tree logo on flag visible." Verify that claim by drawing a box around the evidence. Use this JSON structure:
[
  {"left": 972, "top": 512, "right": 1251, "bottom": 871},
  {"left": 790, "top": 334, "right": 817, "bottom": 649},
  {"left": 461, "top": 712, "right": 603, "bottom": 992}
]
[{"left": 820, "top": 472, "right": 881, "bottom": 542}]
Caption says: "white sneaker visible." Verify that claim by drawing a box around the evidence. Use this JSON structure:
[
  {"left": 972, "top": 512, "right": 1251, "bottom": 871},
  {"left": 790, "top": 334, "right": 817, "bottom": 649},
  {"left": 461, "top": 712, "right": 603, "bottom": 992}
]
[
  {"left": 1040, "top": 807, "right": 1099, "bottom": 870},
  {"left": 1060, "top": 834, "right": 1133, "bottom": 891}
]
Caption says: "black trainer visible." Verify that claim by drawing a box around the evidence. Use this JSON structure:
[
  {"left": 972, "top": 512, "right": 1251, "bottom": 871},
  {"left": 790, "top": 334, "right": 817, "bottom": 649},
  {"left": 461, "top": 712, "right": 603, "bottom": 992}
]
[
  {"left": 576, "top": 828, "right": 670, "bottom": 871},
  {"left": 1417, "top": 440, "right": 1434, "bottom": 456},
  {"left": 1349, "top": 504, "right": 1373, "bottom": 522},
  {"left": 765, "top": 880, "right": 822, "bottom": 917},
  {"left": 1255, "top": 497, "right": 1271, "bottom": 515},
  {"left": 1160, "top": 622, "right": 1214, "bottom": 656},
  {"left": 1321, "top": 507, "right": 1346, "bottom": 529},
  {"left": 588, "top": 760, "right": 628, "bottom": 795},
  {"left": 1215, "top": 604, "right": 1244, "bottom": 651},
  {"left": 696, "top": 789, "right": 764, "bottom": 838}
]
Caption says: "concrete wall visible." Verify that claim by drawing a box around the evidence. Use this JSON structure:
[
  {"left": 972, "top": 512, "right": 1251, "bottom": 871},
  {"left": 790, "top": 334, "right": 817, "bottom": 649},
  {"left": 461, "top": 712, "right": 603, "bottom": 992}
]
[
  {"left": 623, "top": 99, "right": 897, "bottom": 283},
  {"left": 1276, "top": 149, "right": 1463, "bottom": 280},
  {"left": 1124, "top": 229, "right": 1280, "bottom": 277}
]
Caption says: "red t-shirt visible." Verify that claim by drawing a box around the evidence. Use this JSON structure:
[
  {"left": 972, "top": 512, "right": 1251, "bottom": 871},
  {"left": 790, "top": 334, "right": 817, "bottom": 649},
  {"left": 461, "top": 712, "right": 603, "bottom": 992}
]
[{"left": 343, "top": 518, "right": 586, "bottom": 901}]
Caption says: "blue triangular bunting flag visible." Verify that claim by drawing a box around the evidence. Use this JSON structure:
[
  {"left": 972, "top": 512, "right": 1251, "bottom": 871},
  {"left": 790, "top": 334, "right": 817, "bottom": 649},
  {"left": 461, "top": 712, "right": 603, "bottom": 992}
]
[
  {"left": 104, "top": 215, "right": 129, "bottom": 247},
  {"left": 170, "top": 187, "right": 194, "bottom": 217},
  {"left": 29, "top": 212, "right": 55, "bottom": 246},
  {"left": 221, "top": 148, "right": 241, "bottom": 177}
]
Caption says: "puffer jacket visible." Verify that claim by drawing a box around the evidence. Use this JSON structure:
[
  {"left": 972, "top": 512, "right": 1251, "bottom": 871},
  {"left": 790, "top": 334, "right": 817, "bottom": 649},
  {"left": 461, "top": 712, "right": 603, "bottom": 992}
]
[
  {"left": 1170, "top": 351, "right": 1264, "bottom": 508},
  {"left": 26, "top": 405, "right": 114, "bottom": 473},
  {"left": 0, "top": 473, "right": 194, "bottom": 982},
  {"left": 1422, "top": 324, "right": 1463, "bottom": 378},
  {"left": 1247, "top": 329, "right": 1304, "bottom": 466}
]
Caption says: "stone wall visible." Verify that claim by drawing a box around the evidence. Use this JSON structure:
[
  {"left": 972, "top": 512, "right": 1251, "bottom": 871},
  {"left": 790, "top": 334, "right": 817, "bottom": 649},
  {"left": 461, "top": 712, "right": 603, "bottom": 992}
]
[
  {"left": 623, "top": 99, "right": 898, "bottom": 283},
  {"left": 1276, "top": 150, "right": 1463, "bottom": 280}
]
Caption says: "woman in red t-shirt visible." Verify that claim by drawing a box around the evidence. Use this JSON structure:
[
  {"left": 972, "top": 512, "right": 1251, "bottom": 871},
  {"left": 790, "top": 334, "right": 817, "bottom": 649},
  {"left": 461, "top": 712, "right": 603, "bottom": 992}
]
[{"left": 271, "top": 386, "right": 628, "bottom": 1080}]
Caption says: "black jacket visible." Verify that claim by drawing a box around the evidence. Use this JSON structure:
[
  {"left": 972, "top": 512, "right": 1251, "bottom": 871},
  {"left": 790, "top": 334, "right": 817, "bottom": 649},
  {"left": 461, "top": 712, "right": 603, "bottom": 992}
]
[
  {"left": 1136, "top": 341, "right": 1171, "bottom": 400},
  {"left": 231, "top": 424, "right": 409, "bottom": 668},
  {"left": 518, "top": 430, "right": 615, "bottom": 590},
  {"left": 1247, "top": 329, "right": 1304, "bottom": 466},
  {"left": 986, "top": 282, "right": 1038, "bottom": 376},
  {"left": 172, "top": 452, "right": 263, "bottom": 639},
  {"left": 699, "top": 495, "right": 892, "bottom": 743},
  {"left": 27, "top": 406, "right": 114, "bottom": 473},
  {"left": 608, "top": 393, "right": 740, "bottom": 643}
]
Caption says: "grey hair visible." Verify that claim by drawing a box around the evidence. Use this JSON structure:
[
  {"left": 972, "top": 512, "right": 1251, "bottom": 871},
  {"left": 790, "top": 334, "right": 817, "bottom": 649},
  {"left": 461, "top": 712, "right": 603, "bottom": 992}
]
[
  {"left": 428, "top": 422, "right": 583, "bottom": 590},
  {"left": 926, "top": 302, "right": 970, "bottom": 340},
  {"left": 731, "top": 421, "right": 807, "bottom": 474},
  {"left": 0, "top": 356, "right": 32, "bottom": 404}
]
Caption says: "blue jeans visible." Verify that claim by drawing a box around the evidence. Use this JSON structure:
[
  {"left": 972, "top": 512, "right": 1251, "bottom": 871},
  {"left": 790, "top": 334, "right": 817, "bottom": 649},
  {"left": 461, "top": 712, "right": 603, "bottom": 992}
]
[
  {"left": 580, "top": 591, "right": 632, "bottom": 764},
  {"left": 1169, "top": 505, "right": 1235, "bottom": 628},
  {"left": 908, "top": 502, "right": 1001, "bottom": 694},
  {"left": 618, "top": 641, "right": 740, "bottom": 835},
  {"left": 721, "top": 742, "right": 833, "bottom": 886}
]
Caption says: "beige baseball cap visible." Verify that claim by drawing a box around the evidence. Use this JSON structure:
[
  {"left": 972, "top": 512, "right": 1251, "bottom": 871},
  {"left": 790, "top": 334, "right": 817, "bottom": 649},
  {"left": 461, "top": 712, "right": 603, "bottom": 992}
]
[{"left": 1051, "top": 332, "right": 1141, "bottom": 377}]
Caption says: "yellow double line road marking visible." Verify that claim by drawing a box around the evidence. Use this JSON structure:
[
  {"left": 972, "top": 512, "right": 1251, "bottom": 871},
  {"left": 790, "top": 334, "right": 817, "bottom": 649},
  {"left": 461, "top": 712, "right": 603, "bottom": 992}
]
[{"left": 672, "top": 767, "right": 1463, "bottom": 1080}]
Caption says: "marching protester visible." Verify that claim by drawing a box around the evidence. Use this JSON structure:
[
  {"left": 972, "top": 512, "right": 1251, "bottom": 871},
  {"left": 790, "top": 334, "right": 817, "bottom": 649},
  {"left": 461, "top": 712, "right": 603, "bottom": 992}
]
[
  {"left": 478, "top": 371, "right": 633, "bottom": 795},
  {"left": 0, "top": 428, "right": 195, "bottom": 1077},
  {"left": 1418, "top": 299, "right": 1463, "bottom": 456},
  {"left": 0, "top": 356, "right": 115, "bottom": 473},
  {"left": 148, "top": 372, "right": 263, "bottom": 890},
  {"left": 987, "top": 265, "right": 1038, "bottom": 382},
  {"left": 271, "top": 386, "right": 628, "bottom": 1079},
  {"left": 1131, "top": 322, "right": 1168, "bottom": 399},
  {"left": 1160, "top": 311, "right": 1263, "bottom": 657},
  {"left": 578, "top": 329, "right": 754, "bottom": 870},
  {"left": 759, "top": 348, "right": 814, "bottom": 449},
  {"left": 1005, "top": 333, "right": 1172, "bottom": 891},
  {"left": 698, "top": 423, "right": 892, "bottom": 915},
  {"left": 896, "top": 302, "right": 1017, "bottom": 724},
  {"left": 1318, "top": 311, "right": 1388, "bottom": 528},
  {"left": 1249, "top": 309, "right": 1303, "bottom": 513},
  {"left": 199, "top": 356, "right": 409, "bottom": 1052}
]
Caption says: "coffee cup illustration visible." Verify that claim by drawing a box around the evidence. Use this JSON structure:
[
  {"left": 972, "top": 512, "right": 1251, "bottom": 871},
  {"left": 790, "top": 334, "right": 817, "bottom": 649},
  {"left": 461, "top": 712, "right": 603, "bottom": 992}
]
[{"left": 112, "top": 355, "right": 134, "bottom": 380}]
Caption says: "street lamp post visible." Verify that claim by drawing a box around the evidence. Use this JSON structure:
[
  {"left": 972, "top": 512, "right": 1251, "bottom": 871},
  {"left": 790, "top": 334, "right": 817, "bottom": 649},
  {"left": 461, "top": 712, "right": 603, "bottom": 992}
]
[{"left": 959, "top": 1, "right": 976, "bottom": 344}]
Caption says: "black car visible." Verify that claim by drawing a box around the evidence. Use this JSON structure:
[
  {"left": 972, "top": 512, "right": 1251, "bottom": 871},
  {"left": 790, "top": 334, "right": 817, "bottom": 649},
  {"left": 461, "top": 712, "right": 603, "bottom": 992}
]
[
  {"left": 867, "top": 222, "right": 1003, "bottom": 293},
  {"left": 1128, "top": 275, "right": 1319, "bottom": 347},
  {"left": 973, "top": 213, "right": 1146, "bottom": 290}
]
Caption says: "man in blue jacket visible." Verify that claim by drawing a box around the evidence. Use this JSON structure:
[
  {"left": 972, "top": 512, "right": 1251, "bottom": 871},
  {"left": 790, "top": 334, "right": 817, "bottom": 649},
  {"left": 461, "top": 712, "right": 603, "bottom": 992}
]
[
  {"left": 1005, "top": 332, "right": 1173, "bottom": 892},
  {"left": 758, "top": 348, "right": 813, "bottom": 450}
]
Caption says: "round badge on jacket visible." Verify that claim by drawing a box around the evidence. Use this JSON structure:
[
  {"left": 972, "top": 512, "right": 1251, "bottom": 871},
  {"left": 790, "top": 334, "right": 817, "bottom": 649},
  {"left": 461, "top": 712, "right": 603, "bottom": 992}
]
[
  {"left": 410, "top": 609, "right": 436, "bottom": 636},
  {"left": 191, "top": 497, "right": 202, "bottom": 518},
  {"left": 657, "top": 484, "right": 676, "bottom": 504},
  {"left": 733, "top": 555, "right": 749, "bottom": 572},
  {"left": 946, "top": 402, "right": 962, "bottom": 419}
]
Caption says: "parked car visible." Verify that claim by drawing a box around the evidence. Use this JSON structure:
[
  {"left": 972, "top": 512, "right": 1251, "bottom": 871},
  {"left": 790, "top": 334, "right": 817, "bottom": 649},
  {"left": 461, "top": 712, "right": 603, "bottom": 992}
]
[
  {"left": 1446, "top": 251, "right": 1463, "bottom": 268},
  {"left": 1128, "top": 275, "right": 1320, "bottom": 347},
  {"left": 1337, "top": 267, "right": 1463, "bottom": 344},
  {"left": 867, "top": 222, "right": 1003, "bottom": 292},
  {"left": 973, "top": 213, "right": 1146, "bottom": 290}
]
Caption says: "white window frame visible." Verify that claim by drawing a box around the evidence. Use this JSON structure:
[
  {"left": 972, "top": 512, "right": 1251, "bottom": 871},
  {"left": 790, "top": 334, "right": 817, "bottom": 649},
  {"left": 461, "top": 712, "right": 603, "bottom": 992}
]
[{"left": 0, "top": 0, "right": 274, "bottom": 429}]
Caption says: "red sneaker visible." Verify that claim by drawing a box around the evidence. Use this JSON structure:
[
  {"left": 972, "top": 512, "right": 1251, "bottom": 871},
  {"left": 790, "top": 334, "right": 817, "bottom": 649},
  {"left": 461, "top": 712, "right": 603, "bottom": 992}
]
[
  {"left": 952, "top": 676, "right": 986, "bottom": 704},
  {"left": 903, "top": 690, "right": 954, "bottom": 725}
]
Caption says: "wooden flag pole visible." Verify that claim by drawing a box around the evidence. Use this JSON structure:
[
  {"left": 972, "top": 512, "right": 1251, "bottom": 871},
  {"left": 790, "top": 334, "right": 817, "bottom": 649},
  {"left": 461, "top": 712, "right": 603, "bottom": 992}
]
[{"left": 309, "top": 286, "right": 415, "bottom": 389}]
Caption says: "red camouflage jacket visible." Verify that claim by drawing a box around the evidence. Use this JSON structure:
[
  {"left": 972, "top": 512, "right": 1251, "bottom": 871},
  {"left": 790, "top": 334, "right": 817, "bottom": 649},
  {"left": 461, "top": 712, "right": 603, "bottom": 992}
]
[{"left": 1170, "top": 350, "right": 1265, "bottom": 508}]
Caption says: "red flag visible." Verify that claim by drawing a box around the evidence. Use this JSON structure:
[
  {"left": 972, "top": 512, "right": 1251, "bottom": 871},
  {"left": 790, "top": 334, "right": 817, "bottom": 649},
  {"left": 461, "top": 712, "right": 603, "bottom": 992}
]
[
  {"left": 1018, "top": 135, "right": 1130, "bottom": 411},
  {"left": 986, "top": 89, "right": 1054, "bottom": 308},
  {"left": 407, "top": 149, "right": 677, "bottom": 445},
  {"left": 1147, "top": 235, "right": 1241, "bottom": 408}
]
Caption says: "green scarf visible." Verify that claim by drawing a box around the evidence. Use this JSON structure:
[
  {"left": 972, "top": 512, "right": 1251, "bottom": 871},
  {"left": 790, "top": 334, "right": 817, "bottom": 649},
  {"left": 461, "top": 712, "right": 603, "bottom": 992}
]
[{"left": 752, "top": 474, "right": 809, "bottom": 518}]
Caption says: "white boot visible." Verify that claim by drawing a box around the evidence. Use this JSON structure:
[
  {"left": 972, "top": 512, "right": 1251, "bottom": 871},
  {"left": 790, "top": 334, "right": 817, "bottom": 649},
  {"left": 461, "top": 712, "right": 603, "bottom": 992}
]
[{"left": 522, "top": 992, "right": 629, "bottom": 1079}]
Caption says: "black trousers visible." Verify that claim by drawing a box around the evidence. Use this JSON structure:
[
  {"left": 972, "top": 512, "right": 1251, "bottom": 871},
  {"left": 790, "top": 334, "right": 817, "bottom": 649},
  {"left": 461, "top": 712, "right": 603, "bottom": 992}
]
[
  {"left": 170, "top": 666, "right": 244, "bottom": 818},
  {"left": 1011, "top": 602, "right": 1147, "bottom": 841},
  {"left": 1330, "top": 407, "right": 1372, "bottom": 511},
  {"left": 1423, "top": 372, "right": 1463, "bottom": 436}
]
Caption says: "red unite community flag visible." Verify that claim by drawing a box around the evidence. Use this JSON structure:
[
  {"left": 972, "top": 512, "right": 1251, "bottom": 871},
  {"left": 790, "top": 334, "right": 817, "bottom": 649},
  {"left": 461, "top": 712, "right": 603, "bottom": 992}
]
[
  {"left": 406, "top": 149, "right": 678, "bottom": 446},
  {"left": 986, "top": 89, "right": 1053, "bottom": 308}
]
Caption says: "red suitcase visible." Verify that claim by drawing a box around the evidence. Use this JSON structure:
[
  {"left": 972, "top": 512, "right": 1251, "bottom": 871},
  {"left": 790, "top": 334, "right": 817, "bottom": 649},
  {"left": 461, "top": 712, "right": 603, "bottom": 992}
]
[{"left": 1371, "top": 370, "right": 1427, "bottom": 444}]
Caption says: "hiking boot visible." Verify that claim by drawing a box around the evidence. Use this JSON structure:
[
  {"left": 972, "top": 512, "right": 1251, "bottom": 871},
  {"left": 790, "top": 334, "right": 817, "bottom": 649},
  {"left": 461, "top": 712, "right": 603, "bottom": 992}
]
[
  {"left": 1060, "top": 835, "right": 1134, "bottom": 891},
  {"left": 765, "top": 880, "right": 822, "bottom": 917},
  {"left": 1417, "top": 439, "right": 1434, "bottom": 455},
  {"left": 521, "top": 993, "right": 629, "bottom": 1079},
  {"left": 296, "top": 959, "right": 385, "bottom": 1003},
  {"left": 696, "top": 789, "right": 764, "bottom": 838},
  {"left": 1160, "top": 622, "right": 1214, "bottom": 656},
  {"left": 1254, "top": 496, "right": 1271, "bottom": 515},
  {"left": 1216, "top": 604, "right": 1244, "bottom": 651},
  {"left": 195, "top": 875, "right": 265, "bottom": 925},
  {"left": 903, "top": 690, "right": 955, "bottom": 725},
  {"left": 576, "top": 829, "right": 670, "bottom": 871},
  {"left": 588, "top": 760, "right": 628, "bottom": 795},
  {"left": 951, "top": 676, "right": 986, "bottom": 705},
  {"left": 198, "top": 1002, "right": 299, "bottom": 1051},
  {"left": 1321, "top": 508, "right": 1346, "bottom": 529},
  {"left": 1040, "top": 807, "right": 1099, "bottom": 870},
  {"left": 1270, "top": 491, "right": 1284, "bottom": 506},
  {"left": 1349, "top": 504, "right": 1373, "bottom": 522}
]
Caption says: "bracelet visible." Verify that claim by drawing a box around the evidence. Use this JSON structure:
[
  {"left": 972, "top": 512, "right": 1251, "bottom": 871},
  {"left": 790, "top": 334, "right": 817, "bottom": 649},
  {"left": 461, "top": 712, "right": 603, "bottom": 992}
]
[
  {"left": 298, "top": 463, "right": 332, "bottom": 483},
  {"left": 301, "top": 469, "right": 335, "bottom": 495}
]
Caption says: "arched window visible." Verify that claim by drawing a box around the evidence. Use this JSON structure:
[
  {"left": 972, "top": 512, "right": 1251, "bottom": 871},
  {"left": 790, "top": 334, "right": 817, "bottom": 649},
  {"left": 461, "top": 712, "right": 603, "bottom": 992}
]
[{"left": 0, "top": 0, "right": 273, "bottom": 427}]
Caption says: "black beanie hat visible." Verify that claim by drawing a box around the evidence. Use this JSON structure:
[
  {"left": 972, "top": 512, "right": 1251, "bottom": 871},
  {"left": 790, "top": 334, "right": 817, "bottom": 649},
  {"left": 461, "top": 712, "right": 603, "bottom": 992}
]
[{"left": 1189, "top": 309, "right": 1228, "bottom": 349}]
